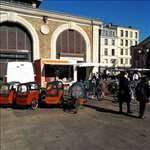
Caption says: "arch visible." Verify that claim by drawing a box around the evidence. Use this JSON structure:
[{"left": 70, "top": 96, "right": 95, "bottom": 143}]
[
  {"left": 0, "top": 13, "right": 40, "bottom": 60},
  {"left": 51, "top": 23, "right": 91, "bottom": 62}
]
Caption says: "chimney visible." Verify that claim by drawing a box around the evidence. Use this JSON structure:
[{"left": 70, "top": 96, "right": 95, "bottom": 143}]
[{"left": 32, "top": 2, "right": 36, "bottom": 8}]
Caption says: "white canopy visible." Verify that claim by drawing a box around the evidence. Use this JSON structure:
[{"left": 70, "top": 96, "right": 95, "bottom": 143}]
[{"left": 77, "top": 63, "right": 102, "bottom": 67}]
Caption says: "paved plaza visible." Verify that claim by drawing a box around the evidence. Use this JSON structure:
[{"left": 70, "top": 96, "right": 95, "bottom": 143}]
[{"left": 0, "top": 99, "right": 150, "bottom": 150}]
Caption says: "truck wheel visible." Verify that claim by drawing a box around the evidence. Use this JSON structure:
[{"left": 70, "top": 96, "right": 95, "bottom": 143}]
[{"left": 31, "top": 99, "right": 38, "bottom": 110}]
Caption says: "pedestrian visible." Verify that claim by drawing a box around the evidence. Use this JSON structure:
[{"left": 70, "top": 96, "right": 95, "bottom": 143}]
[
  {"left": 118, "top": 71, "right": 132, "bottom": 114},
  {"left": 91, "top": 73, "right": 97, "bottom": 98},
  {"left": 135, "top": 77, "right": 150, "bottom": 119},
  {"left": 133, "top": 71, "right": 139, "bottom": 81}
]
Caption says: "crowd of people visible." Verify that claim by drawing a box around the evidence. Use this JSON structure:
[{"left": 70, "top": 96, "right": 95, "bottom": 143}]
[
  {"left": 85, "top": 70, "right": 150, "bottom": 119},
  {"left": 118, "top": 71, "right": 149, "bottom": 119}
]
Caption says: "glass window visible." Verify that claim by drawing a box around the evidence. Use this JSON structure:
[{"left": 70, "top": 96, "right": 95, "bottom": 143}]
[
  {"left": 135, "top": 32, "right": 138, "bottom": 38},
  {"left": 112, "top": 31, "right": 115, "bottom": 36},
  {"left": 120, "top": 58, "right": 123, "bottom": 64},
  {"left": 105, "top": 30, "right": 108, "bottom": 36},
  {"left": 0, "top": 85, "right": 9, "bottom": 95},
  {"left": 112, "top": 49, "right": 115, "bottom": 56},
  {"left": 104, "top": 39, "right": 108, "bottom": 45},
  {"left": 125, "top": 31, "right": 128, "bottom": 37},
  {"left": 110, "top": 31, "right": 112, "bottom": 36},
  {"left": 112, "top": 39, "right": 115, "bottom": 45},
  {"left": 18, "top": 85, "right": 27, "bottom": 93},
  {"left": 125, "top": 40, "right": 128, "bottom": 46},
  {"left": 121, "top": 49, "right": 123, "bottom": 55},
  {"left": 120, "top": 30, "right": 123, "bottom": 37},
  {"left": 120, "top": 39, "right": 123, "bottom": 46},
  {"left": 130, "top": 40, "right": 133, "bottom": 46},
  {"left": 30, "top": 84, "right": 38, "bottom": 90},
  {"left": 104, "top": 48, "right": 108, "bottom": 56}
]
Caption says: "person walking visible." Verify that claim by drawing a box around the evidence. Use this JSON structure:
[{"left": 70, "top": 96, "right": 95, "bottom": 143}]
[
  {"left": 135, "top": 77, "right": 150, "bottom": 119},
  {"left": 118, "top": 71, "right": 132, "bottom": 114}
]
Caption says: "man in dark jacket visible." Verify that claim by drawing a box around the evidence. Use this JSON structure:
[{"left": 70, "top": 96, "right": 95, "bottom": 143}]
[
  {"left": 118, "top": 71, "right": 132, "bottom": 114},
  {"left": 135, "top": 77, "right": 150, "bottom": 119}
]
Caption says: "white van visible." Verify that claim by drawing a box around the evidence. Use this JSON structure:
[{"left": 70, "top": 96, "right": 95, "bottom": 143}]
[{"left": 6, "top": 62, "right": 35, "bottom": 83}]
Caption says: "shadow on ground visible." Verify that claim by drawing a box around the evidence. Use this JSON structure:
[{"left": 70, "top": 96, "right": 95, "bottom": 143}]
[{"left": 84, "top": 104, "right": 139, "bottom": 119}]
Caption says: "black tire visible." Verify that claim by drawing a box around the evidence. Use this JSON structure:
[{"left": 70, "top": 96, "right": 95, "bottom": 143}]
[{"left": 31, "top": 99, "right": 38, "bottom": 110}]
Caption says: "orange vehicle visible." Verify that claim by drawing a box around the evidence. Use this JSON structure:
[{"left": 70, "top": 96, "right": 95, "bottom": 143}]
[
  {"left": 40, "top": 81, "right": 64, "bottom": 105},
  {"left": 0, "top": 82, "right": 20, "bottom": 105},
  {"left": 16, "top": 82, "right": 40, "bottom": 110}
]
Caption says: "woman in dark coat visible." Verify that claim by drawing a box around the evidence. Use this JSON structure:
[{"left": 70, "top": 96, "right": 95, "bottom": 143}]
[
  {"left": 135, "top": 77, "right": 149, "bottom": 119},
  {"left": 118, "top": 71, "right": 131, "bottom": 114}
]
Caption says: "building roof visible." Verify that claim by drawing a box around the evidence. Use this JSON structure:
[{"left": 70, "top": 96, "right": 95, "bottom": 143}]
[
  {"left": 0, "top": 3, "right": 102, "bottom": 26},
  {"left": 131, "top": 36, "right": 150, "bottom": 49},
  {"left": 140, "top": 36, "right": 150, "bottom": 45},
  {"left": 103, "top": 23, "right": 138, "bottom": 31},
  {"left": 1, "top": 0, "right": 43, "bottom": 8}
]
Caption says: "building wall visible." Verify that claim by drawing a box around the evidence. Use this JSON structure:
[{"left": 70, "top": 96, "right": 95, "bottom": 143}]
[
  {"left": 100, "top": 26, "right": 117, "bottom": 68},
  {"left": 100, "top": 25, "right": 139, "bottom": 69},
  {"left": 0, "top": 4, "right": 101, "bottom": 64},
  {"left": 131, "top": 36, "right": 150, "bottom": 69},
  {"left": 117, "top": 26, "right": 139, "bottom": 68}
]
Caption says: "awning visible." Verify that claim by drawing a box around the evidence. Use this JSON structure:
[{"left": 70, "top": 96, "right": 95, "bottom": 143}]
[
  {"left": 77, "top": 63, "right": 101, "bottom": 67},
  {"left": 41, "top": 59, "right": 77, "bottom": 65}
]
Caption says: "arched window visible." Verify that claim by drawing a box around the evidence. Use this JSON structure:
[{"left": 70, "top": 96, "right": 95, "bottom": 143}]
[
  {"left": 0, "top": 22, "right": 32, "bottom": 62},
  {"left": 56, "top": 29, "right": 86, "bottom": 59},
  {"left": 0, "top": 22, "right": 33, "bottom": 81}
]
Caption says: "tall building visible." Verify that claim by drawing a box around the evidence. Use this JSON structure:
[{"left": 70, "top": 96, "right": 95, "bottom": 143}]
[
  {"left": 100, "top": 23, "right": 139, "bottom": 70},
  {"left": 100, "top": 24, "right": 117, "bottom": 68}
]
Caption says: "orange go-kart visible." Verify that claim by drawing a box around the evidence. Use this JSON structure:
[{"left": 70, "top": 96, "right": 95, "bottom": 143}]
[
  {"left": 40, "top": 81, "right": 64, "bottom": 106},
  {"left": 0, "top": 82, "right": 20, "bottom": 106},
  {"left": 16, "top": 82, "right": 40, "bottom": 110}
]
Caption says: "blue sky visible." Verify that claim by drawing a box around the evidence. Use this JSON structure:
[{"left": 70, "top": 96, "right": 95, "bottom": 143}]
[{"left": 40, "top": 0, "right": 150, "bottom": 41}]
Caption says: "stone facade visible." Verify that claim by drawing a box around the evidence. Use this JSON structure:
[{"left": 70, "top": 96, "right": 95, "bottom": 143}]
[
  {"left": 0, "top": 4, "right": 101, "bottom": 62},
  {"left": 0, "top": 3, "right": 102, "bottom": 84}
]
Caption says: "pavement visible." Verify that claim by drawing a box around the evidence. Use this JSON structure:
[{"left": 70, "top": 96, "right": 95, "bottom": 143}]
[{"left": 0, "top": 99, "right": 150, "bottom": 150}]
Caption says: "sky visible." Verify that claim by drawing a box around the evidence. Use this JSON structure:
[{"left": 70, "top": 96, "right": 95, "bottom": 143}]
[{"left": 40, "top": 0, "right": 150, "bottom": 42}]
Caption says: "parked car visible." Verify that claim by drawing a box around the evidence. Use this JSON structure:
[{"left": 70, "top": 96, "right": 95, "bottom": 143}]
[
  {"left": 16, "top": 82, "right": 40, "bottom": 110},
  {"left": 40, "top": 81, "right": 64, "bottom": 106},
  {"left": 0, "top": 82, "right": 20, "bottom": 105}
]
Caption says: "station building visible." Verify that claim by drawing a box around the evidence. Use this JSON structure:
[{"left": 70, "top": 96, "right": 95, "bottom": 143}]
[
  {"left": 131, "top": 36, "right": 150, "bottom": 69},
  {"left": 0, "top": 0, "right": 102, "bottom": 86}
]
